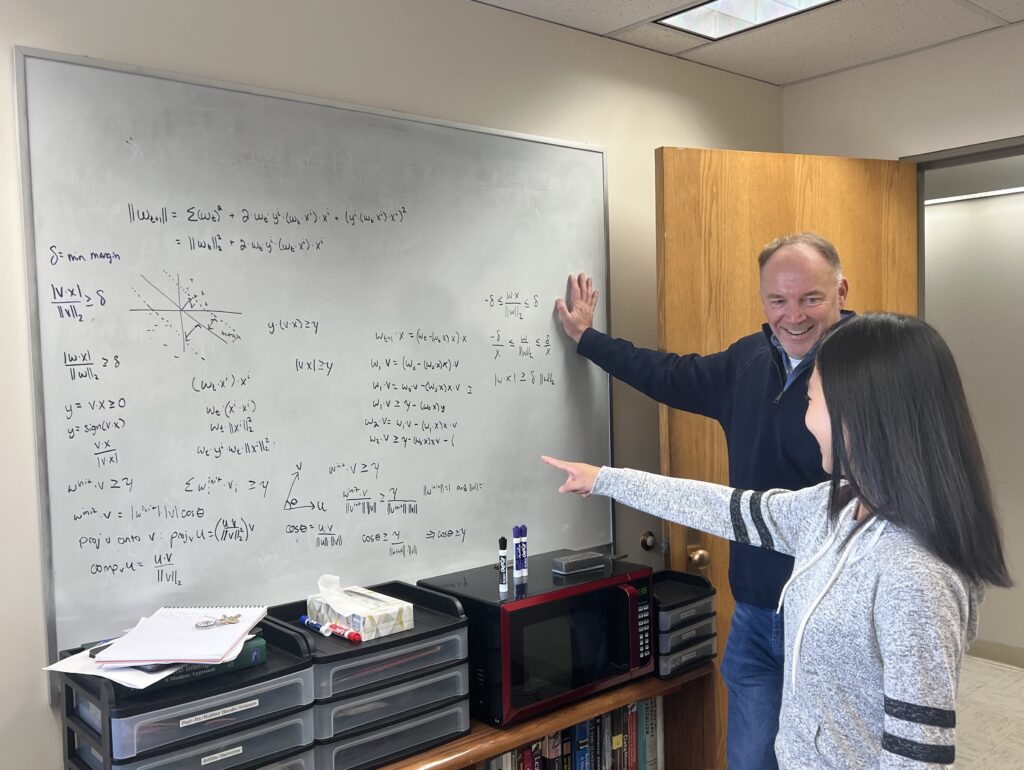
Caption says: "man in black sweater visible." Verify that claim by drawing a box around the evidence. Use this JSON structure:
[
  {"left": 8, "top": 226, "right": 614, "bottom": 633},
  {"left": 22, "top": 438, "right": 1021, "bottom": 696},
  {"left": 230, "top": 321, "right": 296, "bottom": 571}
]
[{"left": 556, "top": 233, "right": 852, "bottom": 769}]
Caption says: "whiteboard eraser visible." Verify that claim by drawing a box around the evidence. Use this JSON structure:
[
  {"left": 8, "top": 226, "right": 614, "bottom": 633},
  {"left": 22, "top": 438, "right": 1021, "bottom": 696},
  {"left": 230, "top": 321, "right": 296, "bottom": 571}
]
[{"left": 551, "top": 551, "right": 606, "bottom": 574}]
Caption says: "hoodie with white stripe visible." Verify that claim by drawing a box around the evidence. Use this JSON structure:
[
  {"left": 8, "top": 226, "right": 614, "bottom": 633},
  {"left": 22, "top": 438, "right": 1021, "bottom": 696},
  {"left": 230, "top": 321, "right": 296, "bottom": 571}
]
[{"left": 592, "top": 468, "right": 980, "bottom": 769}]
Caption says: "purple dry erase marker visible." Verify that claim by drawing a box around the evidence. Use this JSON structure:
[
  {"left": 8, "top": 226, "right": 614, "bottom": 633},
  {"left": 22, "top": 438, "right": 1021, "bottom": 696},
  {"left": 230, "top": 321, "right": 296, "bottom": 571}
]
[{"left": 511, "top": 525, "right": 520, "bottom": 579}]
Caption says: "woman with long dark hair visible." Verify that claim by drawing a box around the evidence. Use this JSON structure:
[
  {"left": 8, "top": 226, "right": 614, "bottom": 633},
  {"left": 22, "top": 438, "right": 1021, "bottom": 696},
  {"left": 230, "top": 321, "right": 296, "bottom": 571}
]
[{"left": 544, "top": 313, "right": 1011, "bottom": 768}]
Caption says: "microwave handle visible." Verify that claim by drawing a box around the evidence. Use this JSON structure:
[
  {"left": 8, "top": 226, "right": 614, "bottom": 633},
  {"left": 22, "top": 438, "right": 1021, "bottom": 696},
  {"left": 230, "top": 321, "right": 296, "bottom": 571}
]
[{"left": 617, "top": 583, "right": 642, "bottom": 669}]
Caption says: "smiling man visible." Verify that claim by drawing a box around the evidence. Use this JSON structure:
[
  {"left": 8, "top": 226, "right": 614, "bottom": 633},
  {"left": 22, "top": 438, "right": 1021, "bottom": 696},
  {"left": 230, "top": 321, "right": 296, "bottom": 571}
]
[
  {"left": 555, "top": 232, "right": 853, "bottom": 770},
  {"left": 760, "top": 234, "right": 848, "bottom": 361}
]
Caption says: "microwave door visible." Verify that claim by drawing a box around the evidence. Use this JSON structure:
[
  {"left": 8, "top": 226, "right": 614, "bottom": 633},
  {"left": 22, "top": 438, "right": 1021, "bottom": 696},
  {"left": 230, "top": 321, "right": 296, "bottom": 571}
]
[{"left": 508, "top": 591, "right": 626, "bottom": 712}]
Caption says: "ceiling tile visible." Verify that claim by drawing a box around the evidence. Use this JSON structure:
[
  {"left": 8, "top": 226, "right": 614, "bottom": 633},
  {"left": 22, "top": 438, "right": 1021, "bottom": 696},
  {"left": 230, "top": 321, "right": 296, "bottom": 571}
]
[
  {"left": 609, "top": 23, "right": 708, "bottom": 55},
  {"left": 680, "top": 0, "right": 1002, "bottom": 85},
  {"left": 962, "top": 0, "right": 1024, "bottom": 22},
  {"left": 472, "top": 1, "right": 703, "bottom": 35}
]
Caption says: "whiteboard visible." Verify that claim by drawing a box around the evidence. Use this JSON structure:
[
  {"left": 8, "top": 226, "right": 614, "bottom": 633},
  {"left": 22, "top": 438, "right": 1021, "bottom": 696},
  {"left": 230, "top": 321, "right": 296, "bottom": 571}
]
[{"left": 17, "top": 50, "right": 611, "bottom": 655}]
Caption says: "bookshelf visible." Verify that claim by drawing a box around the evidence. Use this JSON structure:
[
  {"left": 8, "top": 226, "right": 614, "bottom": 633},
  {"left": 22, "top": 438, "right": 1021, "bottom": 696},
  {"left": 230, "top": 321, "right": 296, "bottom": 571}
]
[{"left": 378, "top": 662, "right": 717, "bottom": 770}]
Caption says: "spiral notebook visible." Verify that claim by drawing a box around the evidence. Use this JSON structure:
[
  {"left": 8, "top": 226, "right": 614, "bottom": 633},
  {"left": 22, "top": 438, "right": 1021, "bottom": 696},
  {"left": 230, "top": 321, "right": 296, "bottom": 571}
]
[{"left": 94, "top": 606, "right": 267, "bottom": 666}]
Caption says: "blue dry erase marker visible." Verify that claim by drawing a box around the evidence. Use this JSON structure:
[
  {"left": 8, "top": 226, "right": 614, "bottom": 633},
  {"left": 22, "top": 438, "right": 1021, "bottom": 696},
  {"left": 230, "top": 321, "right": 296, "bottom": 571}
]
[
  {"left": 498, "top": 536, "right": 508, "bottom": 591},
  {"left": 521, "top": 524, "right": 528, "bottom": 576},
  {"left": 299, "top": 614, "right": 333, "bottom": 637},
  {"left": 512, "top": 525, "right": 522, "bottom": 579}
]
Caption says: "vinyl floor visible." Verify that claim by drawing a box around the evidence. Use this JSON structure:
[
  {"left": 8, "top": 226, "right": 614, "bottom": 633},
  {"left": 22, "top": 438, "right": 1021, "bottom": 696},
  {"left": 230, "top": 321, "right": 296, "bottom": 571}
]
[{"left": 957, "top": 655, "right": 1024, "bottom": 768}]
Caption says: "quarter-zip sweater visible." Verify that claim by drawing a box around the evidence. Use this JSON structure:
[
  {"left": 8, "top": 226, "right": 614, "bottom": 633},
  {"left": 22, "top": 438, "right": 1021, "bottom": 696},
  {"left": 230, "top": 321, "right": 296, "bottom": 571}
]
[
  {"left": 576, "top": 311, "right": 855, "bottom": 608},
  {"left": 593, "top": 469, "right": 979, "bottom": 768}
]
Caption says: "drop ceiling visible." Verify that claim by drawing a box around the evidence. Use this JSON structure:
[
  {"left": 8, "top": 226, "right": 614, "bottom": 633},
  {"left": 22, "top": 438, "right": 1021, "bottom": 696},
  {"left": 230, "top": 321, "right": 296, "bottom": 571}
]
[{"left": 472, "top": 0, "right": 1024, "bottom": 85}]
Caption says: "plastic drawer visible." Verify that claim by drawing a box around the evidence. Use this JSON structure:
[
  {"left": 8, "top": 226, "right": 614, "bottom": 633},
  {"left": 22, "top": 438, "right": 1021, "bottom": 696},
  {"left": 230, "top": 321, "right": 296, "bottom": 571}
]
[
  {"left": 76, "top": 667, "right": 314, "bottom": 759},
  {"left": 267, "top": 582, "right": 468, "bottom": 700},
  {"left": 314, "top": 699, "right": 471, "bottom": 770},
  {"left": 314, "top": 661, "right": 469, "bottom": 740},
  {"left": 73, "top": 708, "right": 314, "bottom": 770},
  {"left": 657, "top": 615, "right": 716, "bottom": 655},
  {"left": 255, "top": 747, "right": 315, "bottom": 769},
  {"left": 652, "top": 571, "right": 716, "bottom": 632},
  {"left": 656, "top": 637, "right": 717, "bottom": 679},
  {"left": 60, "top": 621, "right": 314, "bottom": 769}
]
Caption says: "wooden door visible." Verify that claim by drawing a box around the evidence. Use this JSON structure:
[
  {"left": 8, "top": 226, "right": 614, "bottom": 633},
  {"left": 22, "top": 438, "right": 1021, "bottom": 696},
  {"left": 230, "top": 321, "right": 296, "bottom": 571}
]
[{"left": 656, "top": 147, "right": 918, "bottom": 769}]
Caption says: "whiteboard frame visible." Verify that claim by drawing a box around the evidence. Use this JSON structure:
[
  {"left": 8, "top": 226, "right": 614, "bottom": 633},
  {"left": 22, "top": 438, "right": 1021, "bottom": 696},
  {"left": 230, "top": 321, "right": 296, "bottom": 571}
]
[{"left": 14, "top": 46, "right": 614, "bottom": 677}]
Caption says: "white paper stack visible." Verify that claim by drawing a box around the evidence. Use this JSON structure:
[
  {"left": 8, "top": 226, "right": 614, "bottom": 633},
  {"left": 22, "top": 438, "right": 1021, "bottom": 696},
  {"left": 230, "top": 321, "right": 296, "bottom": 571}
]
[{"left": 94, "top": 606, "right": 266, "bottom": 666}]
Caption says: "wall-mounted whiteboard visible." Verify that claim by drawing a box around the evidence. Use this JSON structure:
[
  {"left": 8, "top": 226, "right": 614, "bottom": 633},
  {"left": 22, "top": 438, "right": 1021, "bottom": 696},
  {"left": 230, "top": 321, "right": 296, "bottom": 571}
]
[{"left": 18, "top": 49, "right": 611, "bottom": 655}]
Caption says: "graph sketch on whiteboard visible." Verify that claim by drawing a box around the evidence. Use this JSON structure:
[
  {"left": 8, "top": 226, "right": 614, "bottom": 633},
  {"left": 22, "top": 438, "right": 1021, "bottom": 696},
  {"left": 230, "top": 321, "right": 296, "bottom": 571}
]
[{"left": 129, "top": 271, "right": 242, "bottom": 359}]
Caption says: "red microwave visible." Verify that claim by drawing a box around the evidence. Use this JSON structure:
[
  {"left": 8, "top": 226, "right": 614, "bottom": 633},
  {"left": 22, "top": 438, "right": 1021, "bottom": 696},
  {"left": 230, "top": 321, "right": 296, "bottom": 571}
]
[{"left": 418, "top": 549, "right": 654, "bottom": 726}]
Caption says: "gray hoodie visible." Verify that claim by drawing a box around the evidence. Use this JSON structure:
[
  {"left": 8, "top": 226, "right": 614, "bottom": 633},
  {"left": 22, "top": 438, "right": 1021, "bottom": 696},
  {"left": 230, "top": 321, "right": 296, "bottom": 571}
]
[{"left": 592, "top": 469, "right": 981, "bottom": 769}]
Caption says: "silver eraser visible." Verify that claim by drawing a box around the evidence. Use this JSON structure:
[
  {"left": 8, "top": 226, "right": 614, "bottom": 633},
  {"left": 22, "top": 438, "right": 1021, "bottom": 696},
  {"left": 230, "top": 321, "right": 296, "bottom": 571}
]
[{"left": 551, "top": 551, "right": 606, "bottom": 574}]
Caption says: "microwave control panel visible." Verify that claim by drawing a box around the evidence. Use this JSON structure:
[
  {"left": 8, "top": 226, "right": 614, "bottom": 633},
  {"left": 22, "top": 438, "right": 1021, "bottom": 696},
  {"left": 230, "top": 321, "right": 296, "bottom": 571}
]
[
  {"left": 634, "top": 581, "right": 651, "bottom": 663},
  {"left": 637, "top": 581, "right": 653, "bottom": 663}
]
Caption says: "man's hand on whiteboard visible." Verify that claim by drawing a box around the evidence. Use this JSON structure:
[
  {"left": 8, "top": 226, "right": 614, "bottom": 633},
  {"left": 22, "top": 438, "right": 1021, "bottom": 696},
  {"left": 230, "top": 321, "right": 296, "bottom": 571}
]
[
  {"left": 555, "top": 272, "right": 598, "bottom": 343},
  {"left": 542, "top": 456, "right": 599, "bottom": 497}
]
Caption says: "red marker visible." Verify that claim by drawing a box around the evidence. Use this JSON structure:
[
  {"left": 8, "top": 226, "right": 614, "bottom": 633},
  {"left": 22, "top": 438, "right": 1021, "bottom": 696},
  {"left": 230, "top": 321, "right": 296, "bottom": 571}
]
[{"left": 326, "top": 623, "right": 362, "bottom": 643}]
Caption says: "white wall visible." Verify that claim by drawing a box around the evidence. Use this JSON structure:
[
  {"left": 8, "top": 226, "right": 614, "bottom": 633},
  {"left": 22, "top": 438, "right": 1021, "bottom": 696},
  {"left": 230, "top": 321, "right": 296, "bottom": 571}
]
[
  {"left": 925, "top": 193, "right": 1024, "bottom": 650},
  {"left": 782, "top": 23, "right": 1024, "bottom": 160},
  {"left": 0, "top": 0, "right": 779, "bottom": 763},
  {"left": 783, "top": 26, "right": 1024, "bottom": 655}
]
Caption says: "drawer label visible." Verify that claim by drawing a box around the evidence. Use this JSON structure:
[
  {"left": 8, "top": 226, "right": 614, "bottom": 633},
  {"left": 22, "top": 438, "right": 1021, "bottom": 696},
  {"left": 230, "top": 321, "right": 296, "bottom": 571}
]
[
  {"left": 201, "top": 746, "right": 243, "bottom": 765},
  {"left": 673, "top": 649, "right": 698, "bottom": 664},
  {"left": 181, "top": 698, "right": 260, "bottom": 727}
]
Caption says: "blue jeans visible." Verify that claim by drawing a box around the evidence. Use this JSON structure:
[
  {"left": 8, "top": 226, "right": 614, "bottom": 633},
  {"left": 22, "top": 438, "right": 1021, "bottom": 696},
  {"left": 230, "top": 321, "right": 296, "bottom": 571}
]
[{"left": 720, "top": 601, "right": 785, "bottom": 769}]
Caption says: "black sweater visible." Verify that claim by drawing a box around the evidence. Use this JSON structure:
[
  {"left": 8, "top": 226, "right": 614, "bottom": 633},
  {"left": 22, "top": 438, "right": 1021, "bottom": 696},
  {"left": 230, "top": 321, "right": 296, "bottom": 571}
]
[{"left": 576, "top": 313, "right": 853, "bottom": 607}]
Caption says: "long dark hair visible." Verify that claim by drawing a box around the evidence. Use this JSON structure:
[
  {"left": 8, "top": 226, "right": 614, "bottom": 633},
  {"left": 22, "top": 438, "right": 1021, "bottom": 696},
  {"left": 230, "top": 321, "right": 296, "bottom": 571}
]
[{"left": 816, "top": 313, "right": 1012, "bottom": 587}]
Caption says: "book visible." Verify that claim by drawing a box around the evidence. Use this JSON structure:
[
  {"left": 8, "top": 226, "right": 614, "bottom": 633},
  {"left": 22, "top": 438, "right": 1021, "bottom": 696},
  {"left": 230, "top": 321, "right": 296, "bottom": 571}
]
[
  {"left": 641, "top": 698, "right": 658, "bottom": 770},
  {"left": 627, "top": 703, "right": 638, "bottom": 770},
  {"left": 145, "top": 635, "right": 267, "bottom": 691},
  {"left": 621, "top": 709, "right": 629, "bottom": 770},
  {"left": 560, "top": 727, "right": 574, "bottom": 770},
  {"left": 95, "top": 606, "right": 267, "bottom": 665},
  {"left": 543, "top": 730, "right": 562, "bottom": 770},
  {"left": 611, "top": 706, "right": 624, "bottom": 770},
  {"left": 532, "top": 739, "right": 544, "bottom": 770},
  {"left": 655, "top": 698, "right": 665, "bottom": 770},
  {"left": 574, "top": 720, "right": 590, "bottom": 770},
  {"left": 636, "top": 701, "right": 647, "bottom": 770}
]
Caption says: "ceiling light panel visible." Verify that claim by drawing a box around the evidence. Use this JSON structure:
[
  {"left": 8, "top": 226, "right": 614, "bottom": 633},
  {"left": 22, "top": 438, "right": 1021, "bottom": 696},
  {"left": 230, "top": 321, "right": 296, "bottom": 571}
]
[{"left": 661, "top": 0, "right": 836, "bottom": 40}]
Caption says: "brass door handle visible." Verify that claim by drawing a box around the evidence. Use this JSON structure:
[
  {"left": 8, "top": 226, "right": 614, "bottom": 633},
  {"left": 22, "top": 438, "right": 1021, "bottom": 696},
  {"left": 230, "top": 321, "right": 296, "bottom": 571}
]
[{"left": 688, "top": 548, "right": 710, "bottom": 569}]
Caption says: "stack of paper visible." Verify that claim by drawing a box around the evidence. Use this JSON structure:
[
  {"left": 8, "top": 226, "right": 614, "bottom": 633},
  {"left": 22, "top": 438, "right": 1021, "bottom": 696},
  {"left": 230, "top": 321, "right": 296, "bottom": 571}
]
[
  {"left": 94, "top": 606, "right": 266, "bottom": 666},
  {"left": 45, "top": 651, "right": 185, "bottom": 689}
]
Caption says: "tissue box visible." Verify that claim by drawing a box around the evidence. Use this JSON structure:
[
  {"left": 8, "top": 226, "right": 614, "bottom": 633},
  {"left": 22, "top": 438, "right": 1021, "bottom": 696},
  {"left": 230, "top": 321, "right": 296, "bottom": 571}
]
[{"left": 308, "top": 586, "right": 414, "bottom": 641}]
